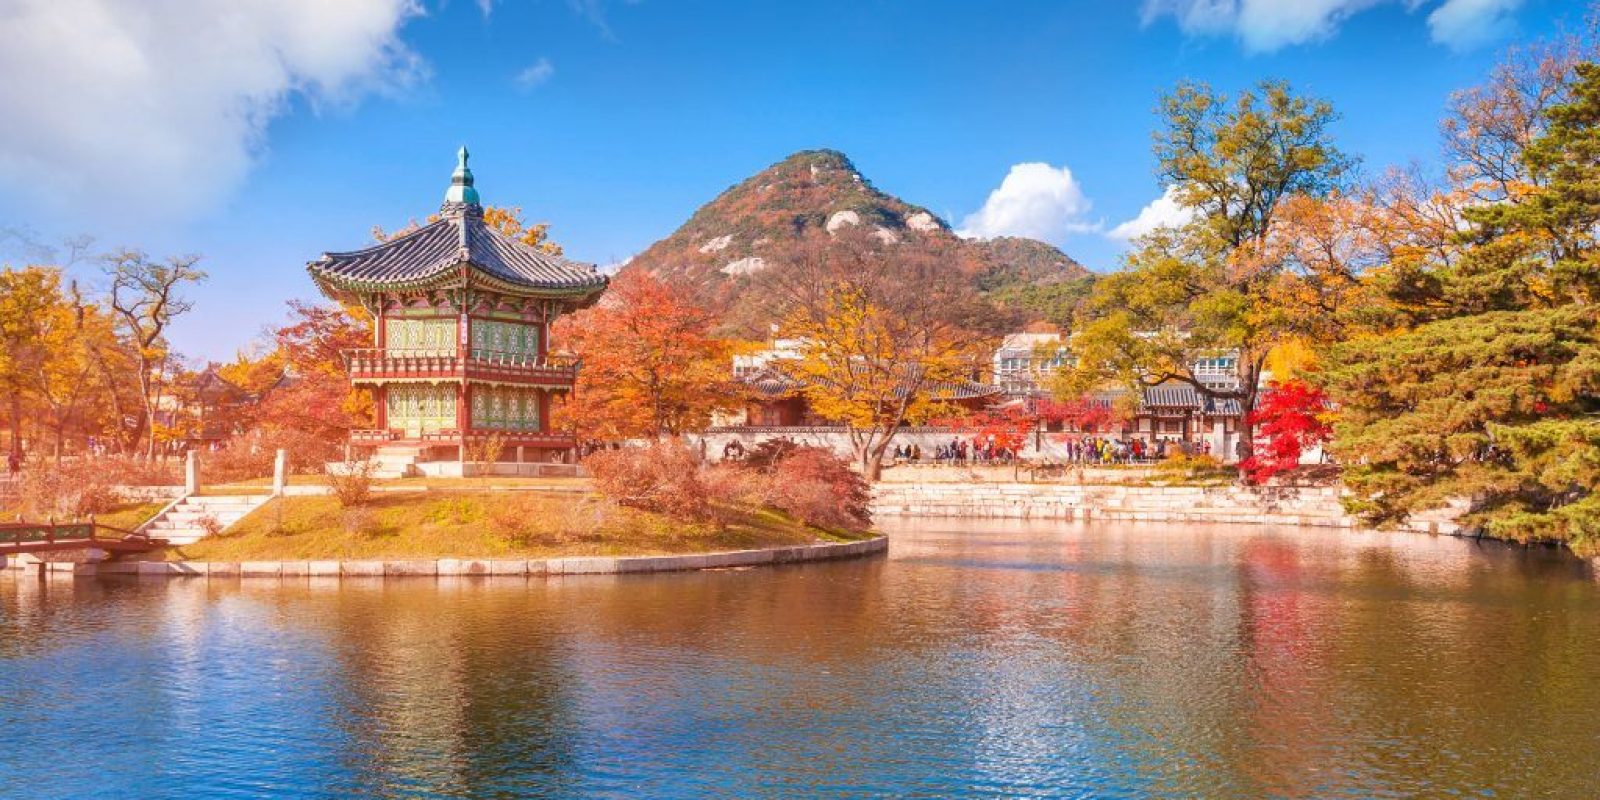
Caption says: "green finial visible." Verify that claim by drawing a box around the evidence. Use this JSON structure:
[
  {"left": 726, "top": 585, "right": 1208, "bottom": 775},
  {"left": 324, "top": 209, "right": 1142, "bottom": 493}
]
[{"left": 444, "top": 145, "right": 480, "bottom": 206}]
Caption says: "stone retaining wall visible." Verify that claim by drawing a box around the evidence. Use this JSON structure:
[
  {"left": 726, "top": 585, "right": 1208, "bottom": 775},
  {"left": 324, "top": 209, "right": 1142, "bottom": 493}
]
[
  {"left": 871, "top": 483, "right": 1464, "bottom": 534},
  {"left": 4, "top": 536, "right": 887, "bottom": 579}
]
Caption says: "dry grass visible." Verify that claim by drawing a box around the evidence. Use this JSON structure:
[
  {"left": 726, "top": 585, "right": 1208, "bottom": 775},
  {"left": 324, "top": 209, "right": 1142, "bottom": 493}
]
[
  {"left": 0, "top": 500, "right": 166, "bottom": 532},
  {"left": 165, "top": 491, "right": 867, "bottom": 562},
  {"left": 379, "top": 475, "right": 592, "bottom": 490}
]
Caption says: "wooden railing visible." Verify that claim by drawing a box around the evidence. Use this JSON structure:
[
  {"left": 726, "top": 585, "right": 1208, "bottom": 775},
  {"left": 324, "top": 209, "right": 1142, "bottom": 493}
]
[
  {"left": 351, "top": 429, "right": 575, "bottom": 446},
  {"left": 0, "top": 518, "right": 165, "bottom": 555},
  {"left": 344, "top": 349, "right": 578, "bottom": 383}
]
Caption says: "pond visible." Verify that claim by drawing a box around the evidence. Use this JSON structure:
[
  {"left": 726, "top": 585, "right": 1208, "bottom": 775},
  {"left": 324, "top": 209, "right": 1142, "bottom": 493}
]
[{"left": 3, "top": 520, "right": 1598, "bottom": 798}]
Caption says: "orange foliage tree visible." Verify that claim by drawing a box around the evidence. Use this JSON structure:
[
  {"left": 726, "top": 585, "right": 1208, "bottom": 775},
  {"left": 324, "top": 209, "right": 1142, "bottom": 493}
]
[
  {"left": 553, "top": 270, "right": 743, "bottom": 440},
  {"left": 248, "top": 301, "right": 373, "bottom": 463}
]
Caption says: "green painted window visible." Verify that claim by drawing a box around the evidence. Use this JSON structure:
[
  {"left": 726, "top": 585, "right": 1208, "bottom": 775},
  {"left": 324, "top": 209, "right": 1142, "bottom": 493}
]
[
  {"left": 470, "top": 319, "right": 540, "bottom": 359},
  {"left": 384, "top": 318, "right": 456, "bottom": 352},
  {"left": 470, "top": 387, "right": 541, "bottom": 431},
  {"left": 386, "top": 384, "right": 457, "bottom": 434}
]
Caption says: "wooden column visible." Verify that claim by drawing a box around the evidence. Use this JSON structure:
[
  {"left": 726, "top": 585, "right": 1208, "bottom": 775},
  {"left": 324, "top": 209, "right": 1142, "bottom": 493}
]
[{"left": 457, "top": 295, "right": 470, "bottom": 463}]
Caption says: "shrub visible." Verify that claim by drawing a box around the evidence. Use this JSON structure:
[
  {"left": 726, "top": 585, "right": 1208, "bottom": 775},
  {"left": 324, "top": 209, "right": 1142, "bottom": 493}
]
[
  {"left": 18, "top": 459, "right": 123, "bottom": 519},
  {"left": 762, "top": 446, "right": 872, "bottom": 531},
  {"left": 341, "top": 506, "right": 380, "bottom": 536},
  {"left": 744, "top": 438, "right": 800, "bottom": 470},
  {"left": 206, "top": 427, "right": 347, "bottom": 484},
  {"left": 100, "top": 457, "right": 181, "bottom": 486},
  {"left": 467, "top": 434, "right": 507, "bottom": 473},
  {"left": 196, "top": 513, "right": 225, "bottom": 538},
  {"left": 325, "top": 460, "right": 377, "bottom": 507},
  {"left": 703, "top": 463, "right": 765, "bottom": 507},
  {"left": 1153, "top": 452, "right": 1232, "bottom": 484},
  {"left": 584, "top": 442, "right": 711, "bottom": 520}
]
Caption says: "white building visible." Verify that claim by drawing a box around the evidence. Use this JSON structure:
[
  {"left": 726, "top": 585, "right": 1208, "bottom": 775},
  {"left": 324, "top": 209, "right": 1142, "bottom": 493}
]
[{"left": 992, "top": 332, "right": 1070, "bottom": 395}]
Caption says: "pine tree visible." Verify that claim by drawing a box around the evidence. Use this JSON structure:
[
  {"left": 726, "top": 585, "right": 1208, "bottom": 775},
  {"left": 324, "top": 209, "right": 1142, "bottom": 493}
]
[{"left": 1326, "top": 61, "right": 1600, "bottom": 554}]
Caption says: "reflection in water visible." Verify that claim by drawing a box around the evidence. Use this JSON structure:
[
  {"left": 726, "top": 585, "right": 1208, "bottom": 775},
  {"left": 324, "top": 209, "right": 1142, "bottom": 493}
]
[{"left": 3, "top": 520, "right": 1598, "bottom": 799}]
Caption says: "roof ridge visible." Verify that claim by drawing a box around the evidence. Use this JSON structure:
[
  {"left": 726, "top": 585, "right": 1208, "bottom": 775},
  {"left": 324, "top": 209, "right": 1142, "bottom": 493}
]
[{"left": 319, "top": 217, "right": 455, "bottom": 259}]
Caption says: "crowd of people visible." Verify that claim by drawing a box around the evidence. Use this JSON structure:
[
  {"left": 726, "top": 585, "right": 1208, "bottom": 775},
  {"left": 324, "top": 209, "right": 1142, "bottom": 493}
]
[
  {"left": 888, "top": 435, "right": 1218, "bottom": 466},
  {"left": 892, "top": 438, "right": 1018, "bottom": 465}
]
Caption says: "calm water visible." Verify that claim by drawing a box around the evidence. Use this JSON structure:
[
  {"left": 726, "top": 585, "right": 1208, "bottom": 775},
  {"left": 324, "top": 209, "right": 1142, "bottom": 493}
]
[{"left": 4, "top": 520, "right": 1599, "bottom": 799}]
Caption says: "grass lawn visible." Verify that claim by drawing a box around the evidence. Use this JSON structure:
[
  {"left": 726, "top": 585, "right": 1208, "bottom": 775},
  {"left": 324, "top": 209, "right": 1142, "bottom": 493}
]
[
  {"left": 167, "top": 491, "right": 869, "bottom": 562},
  {"left": 0, "top": 500, "right": 167, "bottom": 532},
  {"left": 375, "top": 475, "right": 592, "bottom": 490}
]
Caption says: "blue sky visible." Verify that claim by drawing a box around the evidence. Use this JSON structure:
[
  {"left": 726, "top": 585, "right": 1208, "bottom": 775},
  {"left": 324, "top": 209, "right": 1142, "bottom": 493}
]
[{"left": 0, "top": 0, "right": 1585, "bottom": 360}]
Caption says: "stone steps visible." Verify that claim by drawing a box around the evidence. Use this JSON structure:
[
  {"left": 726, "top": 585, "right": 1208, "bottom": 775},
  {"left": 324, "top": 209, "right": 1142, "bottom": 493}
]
[
  {"left": 370, "top": 445, "right": 425, "bottom": 479},
  {"left": 142, "top": 494, "right": 271, "bottom": 545}
]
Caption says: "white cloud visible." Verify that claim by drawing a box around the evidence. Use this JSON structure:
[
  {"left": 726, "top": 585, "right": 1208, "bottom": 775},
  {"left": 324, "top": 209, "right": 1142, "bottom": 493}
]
[
  {"left": 514, "top": 57, "right": 556, "bottom": 90},
  {"left": 1427, "top": 0, "right": 1524, "bottom": 51},
  {"left": 958, "top": 163, "right": 1098, "bottom": 245},
  {"left": 0, "top": 0, "right": 424, "bottom": 224},
  {"left": 1141, "top": 0, "right": 1521, "bottom": 52},
  {"left": 1108, "top": 186, "right": 1197, "bottom": 241}
]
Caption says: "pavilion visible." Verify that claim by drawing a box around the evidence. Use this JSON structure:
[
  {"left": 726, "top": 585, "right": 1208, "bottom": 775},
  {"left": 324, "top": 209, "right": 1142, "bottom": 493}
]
[{"left": 307, "top": 148, "right": 607, "bottom": 476}]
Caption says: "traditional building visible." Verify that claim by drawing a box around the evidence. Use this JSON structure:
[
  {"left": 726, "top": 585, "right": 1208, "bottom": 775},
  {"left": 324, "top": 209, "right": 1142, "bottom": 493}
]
[{"left": 307, "top": 148, "right": 607, "bottom": 471}]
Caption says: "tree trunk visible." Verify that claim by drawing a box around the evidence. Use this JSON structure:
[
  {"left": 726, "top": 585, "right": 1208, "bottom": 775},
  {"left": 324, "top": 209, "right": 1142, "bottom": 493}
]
[
  {"left": 864, "top": 436, "right": 894, "bottom": 483},
  {"left": 8, "top": 391, "right": 20, "bottom": 461}
]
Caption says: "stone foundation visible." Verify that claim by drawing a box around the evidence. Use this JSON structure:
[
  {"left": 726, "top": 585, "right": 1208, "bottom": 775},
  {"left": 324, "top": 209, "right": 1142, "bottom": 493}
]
[
  {"left": 871, "top": 482, "right": 1465, "bottom": 535},
  {"left": 3, "top": 536, "right": 887, "bottom": 579}
]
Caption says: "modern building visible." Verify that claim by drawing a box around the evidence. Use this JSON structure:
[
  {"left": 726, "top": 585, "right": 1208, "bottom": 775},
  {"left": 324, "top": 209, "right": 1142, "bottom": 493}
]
[
  {"left": 992, "top": 331, "right": 1069, "bottom": 395},
  {"left": 307, "top": 148, "right": 608, "bottom": 474}
]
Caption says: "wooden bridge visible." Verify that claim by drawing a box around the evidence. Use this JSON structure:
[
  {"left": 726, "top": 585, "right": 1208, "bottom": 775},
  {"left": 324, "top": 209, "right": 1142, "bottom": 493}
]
[{"left": 0, "top": 520, "right": 168, "bottom": 557}]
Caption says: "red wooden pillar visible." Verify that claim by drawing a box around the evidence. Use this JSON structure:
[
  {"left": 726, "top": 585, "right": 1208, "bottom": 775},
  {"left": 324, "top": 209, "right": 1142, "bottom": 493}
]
[
  {"left": 457, "top": 299, "right": 470, "bottom": 461},
  {"left": 539, "top": 388, "right": 551, "bottom": 434}
]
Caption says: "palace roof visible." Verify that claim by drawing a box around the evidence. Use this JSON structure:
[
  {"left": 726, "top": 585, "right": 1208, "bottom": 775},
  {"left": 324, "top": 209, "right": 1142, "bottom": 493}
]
[{"left": 307, "top": 148, "right": 608, "bottom": 301}]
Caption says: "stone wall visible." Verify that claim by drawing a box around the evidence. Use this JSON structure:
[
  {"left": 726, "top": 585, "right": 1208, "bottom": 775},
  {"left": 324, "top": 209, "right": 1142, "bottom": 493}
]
[
  {"left": 4, "top": 536, "right": 888, "bottom": 579},
  {"left": 871, "top": 482, "right": 1466, "bottom": 535}
]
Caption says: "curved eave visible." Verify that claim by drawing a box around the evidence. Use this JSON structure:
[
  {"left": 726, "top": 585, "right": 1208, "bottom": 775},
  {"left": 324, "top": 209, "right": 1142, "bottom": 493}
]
[{"left": 308, "top": 259, "right": 608, "bottom": 306}]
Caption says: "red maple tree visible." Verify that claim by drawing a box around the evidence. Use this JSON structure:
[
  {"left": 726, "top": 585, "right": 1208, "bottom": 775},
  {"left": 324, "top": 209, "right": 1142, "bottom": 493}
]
[
  {"left": 1239, "top": 379, "right": 1333, "bottom": 484},
  {"left": 1037, "top": 396, "right": 1123, "bottom": 433},
  {"left": 553, "top": 270, "right": 742, "bottom": 440}
]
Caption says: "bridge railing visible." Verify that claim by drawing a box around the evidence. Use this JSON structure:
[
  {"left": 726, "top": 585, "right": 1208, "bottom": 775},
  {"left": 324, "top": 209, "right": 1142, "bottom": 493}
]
[{"left": 0, "top": 519, "right": 153, "bottom": 547}]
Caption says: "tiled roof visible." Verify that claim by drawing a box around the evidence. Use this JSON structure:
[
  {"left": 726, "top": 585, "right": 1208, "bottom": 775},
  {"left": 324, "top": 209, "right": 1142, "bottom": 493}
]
[
  {"left": 737, "top": 367, "right": 1001, "bottom": 401},
  {"left": 1141, "top": 383, "right": 1243, "bottom": 416},
  {"left": 743, "top": 369, "right": 803, "bottom": 397},
  {"left": 308, "top": 211, "right": 607, "bottom": 297},
  {"left": 1143, "top": 384, "right": 1201, "bottom": 407}
]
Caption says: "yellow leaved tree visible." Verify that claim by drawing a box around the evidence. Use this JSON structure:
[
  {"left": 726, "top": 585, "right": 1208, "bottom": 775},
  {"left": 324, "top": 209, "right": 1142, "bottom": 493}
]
[{"left": 764, "top": 231, "right": 993, "bottom": 480}]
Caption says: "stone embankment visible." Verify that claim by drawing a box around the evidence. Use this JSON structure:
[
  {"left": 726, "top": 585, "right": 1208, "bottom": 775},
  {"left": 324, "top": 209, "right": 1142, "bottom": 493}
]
[
  {"left": 4, "top": 536, "right": 887, "bottom": 579},
  {"left": 872, "top": 483, "right": 1464, "bottom": 535}
]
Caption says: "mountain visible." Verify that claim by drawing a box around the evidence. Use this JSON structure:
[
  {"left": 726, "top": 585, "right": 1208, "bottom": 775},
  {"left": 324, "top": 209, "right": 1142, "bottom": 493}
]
[{"left": 624, "top": 149, "right": 1092, "bottom": 330}]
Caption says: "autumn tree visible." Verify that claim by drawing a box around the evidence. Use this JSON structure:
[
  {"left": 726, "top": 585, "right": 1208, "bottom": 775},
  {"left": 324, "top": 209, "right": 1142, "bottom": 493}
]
[
  {"left": 934, "top": 404, "right": 1039, "bottom": 478},
  {"left": 764, "top": 230, "right": 994, "bottom": 480},
  {"left": 553, "top": 270, "right": 741, "bottom": 440},
  {"left": 1238, "top": 380, "right": 1332, "bottom": 484},
  {"left": 29, "top": 280, "right": 122, "bottom": 458},
  {"left": 250, "top": 301, "right": 372, "bottom": 462},
  {"left": 1060, "top": 80, "right": 1353, "bottom": 467},
  {"left": 103, "top": 249, "right": 207, "bottom": 459},
  {"left": 1325, "top": 54, "right": 1600, "bottom": 553},
  {"left": 0, "top": 267, "right": 59, "bottom": 460},
  {"left": 1037, "top": 396, "right": 1127, "bottom": 434}
]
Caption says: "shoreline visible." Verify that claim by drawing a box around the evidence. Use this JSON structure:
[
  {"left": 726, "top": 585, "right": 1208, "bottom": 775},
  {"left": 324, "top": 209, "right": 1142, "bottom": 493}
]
[
  {"left": 3, "top": 535, "right": 888, "bottom": 579},
  {"left": 870, "top": 482, "right": 1466, "bottom": 536}
]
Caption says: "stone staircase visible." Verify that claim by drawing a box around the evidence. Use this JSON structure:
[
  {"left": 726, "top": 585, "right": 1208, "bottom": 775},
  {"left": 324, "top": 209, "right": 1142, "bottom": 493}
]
[
  {"left": 371, "top": 444, "right": 426, "bottom": 479},
  {"left": 142, "top": 494, "right": 271, "bottom": 545}
]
